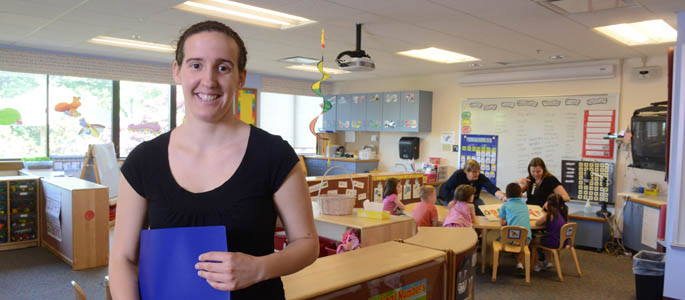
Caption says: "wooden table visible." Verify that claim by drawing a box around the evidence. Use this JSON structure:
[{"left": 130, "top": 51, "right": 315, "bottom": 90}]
[
  {"left": 314, "top": 207, "right": 416, "bottom": 247},
  {"left": 403, "top": 227, "right": 478, "bottom": 300},
  {"left": 283, "top": 241, "right": 446, "bottom": 300},
  {"left": 472, "top": 216, "right": 544, "bottom": 273},
  {"left": 404, "top": 202, "right": 449, "bottom": 225}
]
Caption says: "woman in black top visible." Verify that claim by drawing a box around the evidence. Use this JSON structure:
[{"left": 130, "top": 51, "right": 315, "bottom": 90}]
[
  {"left": 109, "top": 21, "right": 318, "bottom": 300},
  {"left": 518, "top": 157, "right": 570, "bottom": 207},
  {"left": 439, "top": 159, "right": 506, "bottom": 215}
]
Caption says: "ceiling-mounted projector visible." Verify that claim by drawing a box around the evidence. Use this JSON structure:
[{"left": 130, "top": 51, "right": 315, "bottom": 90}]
[{"left": 336, "top": 23, "right": 375, "bottom": 72}]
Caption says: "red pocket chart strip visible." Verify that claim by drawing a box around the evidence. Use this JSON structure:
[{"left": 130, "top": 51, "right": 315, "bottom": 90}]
[{"left": 582, "top": 110, "right": 615, "bottom": 159}]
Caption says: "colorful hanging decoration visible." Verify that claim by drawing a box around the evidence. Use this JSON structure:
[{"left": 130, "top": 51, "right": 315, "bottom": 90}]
[
  {"left": 0, "top": 108, "right": 22, "bottom": 125},
  {"left": 54, "top": 96, "right": 81, "bottom": 117},
  {"left": 128, "top": 121, "right": 161, "bottom": 134},
  {"left": 309, "top": 28, "right": 332, "bottom": 141},
  {"left": 78, "top": 118, "right": 105, "bottom": 138}
]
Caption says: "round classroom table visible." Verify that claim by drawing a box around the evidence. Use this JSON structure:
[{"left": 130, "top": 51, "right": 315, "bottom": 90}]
[
  {"left": 404, "top": 202, "right": 449, "bottom": 225},
  {"left": 473, "top": 216, "right": 544, "bottom": 274}
]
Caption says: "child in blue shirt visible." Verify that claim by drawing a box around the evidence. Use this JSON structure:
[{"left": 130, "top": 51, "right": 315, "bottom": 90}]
[{"left": 499, "top": 182, "right": 532, "bottom": 269}]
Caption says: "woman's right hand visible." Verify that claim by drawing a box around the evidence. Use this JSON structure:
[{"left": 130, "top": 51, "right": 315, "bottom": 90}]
[{"left": 518, "top": 177, "right": 530, "bottom": 190}]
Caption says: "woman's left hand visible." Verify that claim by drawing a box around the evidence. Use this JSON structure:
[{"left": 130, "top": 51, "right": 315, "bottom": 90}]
[{"left": 196, "top": 251, "right": 264, "bottom": 291}]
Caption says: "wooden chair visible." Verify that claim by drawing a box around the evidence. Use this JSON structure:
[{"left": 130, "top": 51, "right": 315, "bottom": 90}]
[
  {"left": 105, "top": 275, "right": 112, "bottom": 300},
  {"left": 491, "top": 225, "right": 530, "bottom": 285},
  {"left": 71, "top": 280, "right": 87, "bottom": 300},
  {"left": 298, "top": 155, "right": 308, "bottom": 177},
  {"left": 531, "top": 222, "right": 582, "bottom": 282}
]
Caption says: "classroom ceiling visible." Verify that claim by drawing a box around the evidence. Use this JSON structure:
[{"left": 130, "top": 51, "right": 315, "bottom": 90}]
[{"left": 1, "top": 0, "right": 683, "bottom": 81}]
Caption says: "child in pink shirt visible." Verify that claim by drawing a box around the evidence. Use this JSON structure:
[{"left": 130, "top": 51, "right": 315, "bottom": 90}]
[
  {"left": 443, "top": 184, "right": 478, "bottom": 227},
  {"left": 382, "top": 178, "right": 405, "bottom": 215},
  {"left": 411, "top": 185, "right": 439, "bottom": 227}
]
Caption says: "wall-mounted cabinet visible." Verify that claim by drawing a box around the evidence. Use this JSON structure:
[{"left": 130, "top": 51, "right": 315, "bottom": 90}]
[
  {"left": 0, "top": 175, "right": 40, "bottom": 251},
  {"left": 327, "top": 90, "right": 432, "bottom": 133},
  {"left": 366, "top": 92, "right": 383, "bottom": 131},
  {"left": 321, "top": 95, "right": 337, "bottom": 132}
]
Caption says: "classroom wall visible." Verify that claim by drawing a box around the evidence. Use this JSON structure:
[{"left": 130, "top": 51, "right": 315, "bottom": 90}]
[{"left": 332, "top": 56, "right": 669, "bottom": 204}]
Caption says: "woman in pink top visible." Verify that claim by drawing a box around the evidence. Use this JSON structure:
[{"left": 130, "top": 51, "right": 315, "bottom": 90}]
[
  {"left": 443, "top": 184, "right": 478, "bottom": 227},
  {"left": 382, "top": 178, "right": 405, "bottom": 215}
]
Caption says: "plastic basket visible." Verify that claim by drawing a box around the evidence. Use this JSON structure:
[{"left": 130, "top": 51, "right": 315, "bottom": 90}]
[{"left": 313, "top": 166, "right": 356, "bottom": 216}]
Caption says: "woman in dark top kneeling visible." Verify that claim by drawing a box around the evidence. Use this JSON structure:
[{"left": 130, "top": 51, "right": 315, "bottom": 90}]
[
  {"left": 518, "top": 157, "right": 570, "bottom": 208},
  {"left": 109, "top": 21, "right": 319, "bottom": 300}
]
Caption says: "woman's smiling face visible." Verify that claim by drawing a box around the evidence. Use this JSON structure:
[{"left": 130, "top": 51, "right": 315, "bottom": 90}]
[{"left": 173, "top": 31, "right": 246, "bottom": 123}]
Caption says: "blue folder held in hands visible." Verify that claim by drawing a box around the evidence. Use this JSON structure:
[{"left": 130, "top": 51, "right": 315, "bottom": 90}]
[{"left": 139, "top": 226, "right": 230, "bottom": 300}]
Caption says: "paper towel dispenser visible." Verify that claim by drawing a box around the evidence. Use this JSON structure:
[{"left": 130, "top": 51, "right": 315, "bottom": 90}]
[{"left": 399, "top": 137, "right": 420, "bottom": 159}]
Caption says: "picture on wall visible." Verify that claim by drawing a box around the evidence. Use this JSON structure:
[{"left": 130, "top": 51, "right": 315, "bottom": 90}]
[{"left": 236, "top": 88, "right": 258, "bottom": 126}]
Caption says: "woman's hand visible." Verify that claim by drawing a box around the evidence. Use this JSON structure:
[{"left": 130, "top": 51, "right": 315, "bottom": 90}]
[{"left": 196, "top": 251, "right": 265, "bottom": 291}]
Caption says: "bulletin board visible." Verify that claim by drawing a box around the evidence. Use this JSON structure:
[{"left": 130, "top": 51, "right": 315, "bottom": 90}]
[
  {"left": 459, "top": 94, "right": 618, "bottom": 190},
  {"left": 236, "top": 88, "right": 257, "bottom": 126}
]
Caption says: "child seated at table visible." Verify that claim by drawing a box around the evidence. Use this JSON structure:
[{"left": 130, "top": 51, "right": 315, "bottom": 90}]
[
  {"left": 499, "top": 182, "right": 532, "bottom": 270},
  {"left": 443, "top": 184, "right": 477, "bottom": 227},
  {"left": 533, "top": 194, "right": 568, "bottom": 271},
  {"left": 411, "top": 185, "right": 439, "bottom": 227},
  {"left": 382, "top": 177, "right": 405, "bottom": 215}
]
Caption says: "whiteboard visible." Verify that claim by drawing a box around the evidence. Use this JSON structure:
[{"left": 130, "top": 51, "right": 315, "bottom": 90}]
[{"left": 459, "top": 94, "right": 618, "bottom": 189}]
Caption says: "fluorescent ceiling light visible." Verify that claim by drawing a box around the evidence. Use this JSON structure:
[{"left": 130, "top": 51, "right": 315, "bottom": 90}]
[
  {"left": 594, "top": 19, "right": 677, "bottom": 46},
  {"left": 174, "top": 0, "right": 315, "bottom": 30},
  {"left": 278, "top": 56, "right": 320, "bottom": 64},
  {"left": 396, "top": 47, "right": 479, "bottom": 64},
  {"left": 88, "top": 36, "right": 175, "bottom": 53},
  {"left": 285, "top": 64, "right": 349, "bottom": 74}
]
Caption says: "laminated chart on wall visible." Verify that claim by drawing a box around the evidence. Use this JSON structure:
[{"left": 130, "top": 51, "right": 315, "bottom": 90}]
[
  {"left": 582, "top": 110, "right": 616, "bottom": 159},
  {"left": 561, "top": 160, "right": 615, "bottom": 203},
  {"left": 460, "top": 134, "right": 498, "bottom": 185},
  {"left": 460, "top": 94, "right": 618, "bottom": 188}
]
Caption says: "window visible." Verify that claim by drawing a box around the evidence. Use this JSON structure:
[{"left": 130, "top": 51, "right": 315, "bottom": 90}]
[
  {"left": 259, "top": 92, "right": 322, "bottom": 154},
  {"left": 176, "top": 85, "right": 186, "bottom": 126},
  {"left": 48, "top": 75, "right": 113, "bottom": 155},
  {"left": 0, "top": 71, "right": 47, "bottom": 159},
  {"left": 119, "top": 81, "right": 170, "bottom": 156}
]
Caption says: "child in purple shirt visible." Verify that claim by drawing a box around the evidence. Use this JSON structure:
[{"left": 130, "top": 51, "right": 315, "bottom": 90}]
[{"left": 533, "top": 194, "right": 568, "bottom": 271}]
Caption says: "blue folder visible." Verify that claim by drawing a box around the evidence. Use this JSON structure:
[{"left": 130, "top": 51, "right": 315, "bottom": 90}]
[{"left": 139, "top": 226, "right": 230, "bottom": 300}]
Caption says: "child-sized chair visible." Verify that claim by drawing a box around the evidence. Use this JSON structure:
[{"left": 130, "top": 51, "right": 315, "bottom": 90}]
[
  {"left": 71, "top": 280, "right": 87, "bottom": 300},
  {"left": 531, "top": 222, "right": 582, "bottom": 282},
  {"left": 491, "top": 225, "right": 530, "bottom": 285}
]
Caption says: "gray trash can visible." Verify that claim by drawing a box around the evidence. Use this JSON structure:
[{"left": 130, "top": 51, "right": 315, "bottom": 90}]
[{"left": 633, "top": 251, "right": 665, "bottom": 300}]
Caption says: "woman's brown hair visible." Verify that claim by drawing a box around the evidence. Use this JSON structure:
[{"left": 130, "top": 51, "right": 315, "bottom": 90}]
[
  {"left": 527, "top": 157, "right": 552, "bottom": 180},
  {"left": 175, "top": 21, "right": 248, "bottom": 72}
]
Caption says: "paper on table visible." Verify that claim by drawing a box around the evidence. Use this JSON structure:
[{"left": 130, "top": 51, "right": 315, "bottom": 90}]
[
  {"left": 642, "top": 206, "right": 659, "bottom": 249},
  {"left": 480, "top": 204, "right": 543, "bottom": 222}
]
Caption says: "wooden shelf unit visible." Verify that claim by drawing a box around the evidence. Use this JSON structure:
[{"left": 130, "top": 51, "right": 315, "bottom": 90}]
[{"left": 0, "top": 175, "right": 41, "bottom": 251}]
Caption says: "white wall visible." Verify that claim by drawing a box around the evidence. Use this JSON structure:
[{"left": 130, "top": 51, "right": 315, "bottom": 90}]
[
  {"left": 332, "top": 56, "right": 669, "bottom": 204},
  {"left": 664, "top": 11, "right": 685, "bottom": 299}
]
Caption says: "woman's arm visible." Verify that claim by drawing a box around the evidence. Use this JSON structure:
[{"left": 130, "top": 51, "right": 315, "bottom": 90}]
[
  {"left": 517, "top": 177, "right": 530, "bottom": 192},
  {"left": 109, "top": 175, "right": 148, "bottom": 300},
  {"left": 197, "top": 164, "right": 319, "bottom": 291},
  {"left": 553, "top": 185, "right": 571, "bottom": 201}
]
